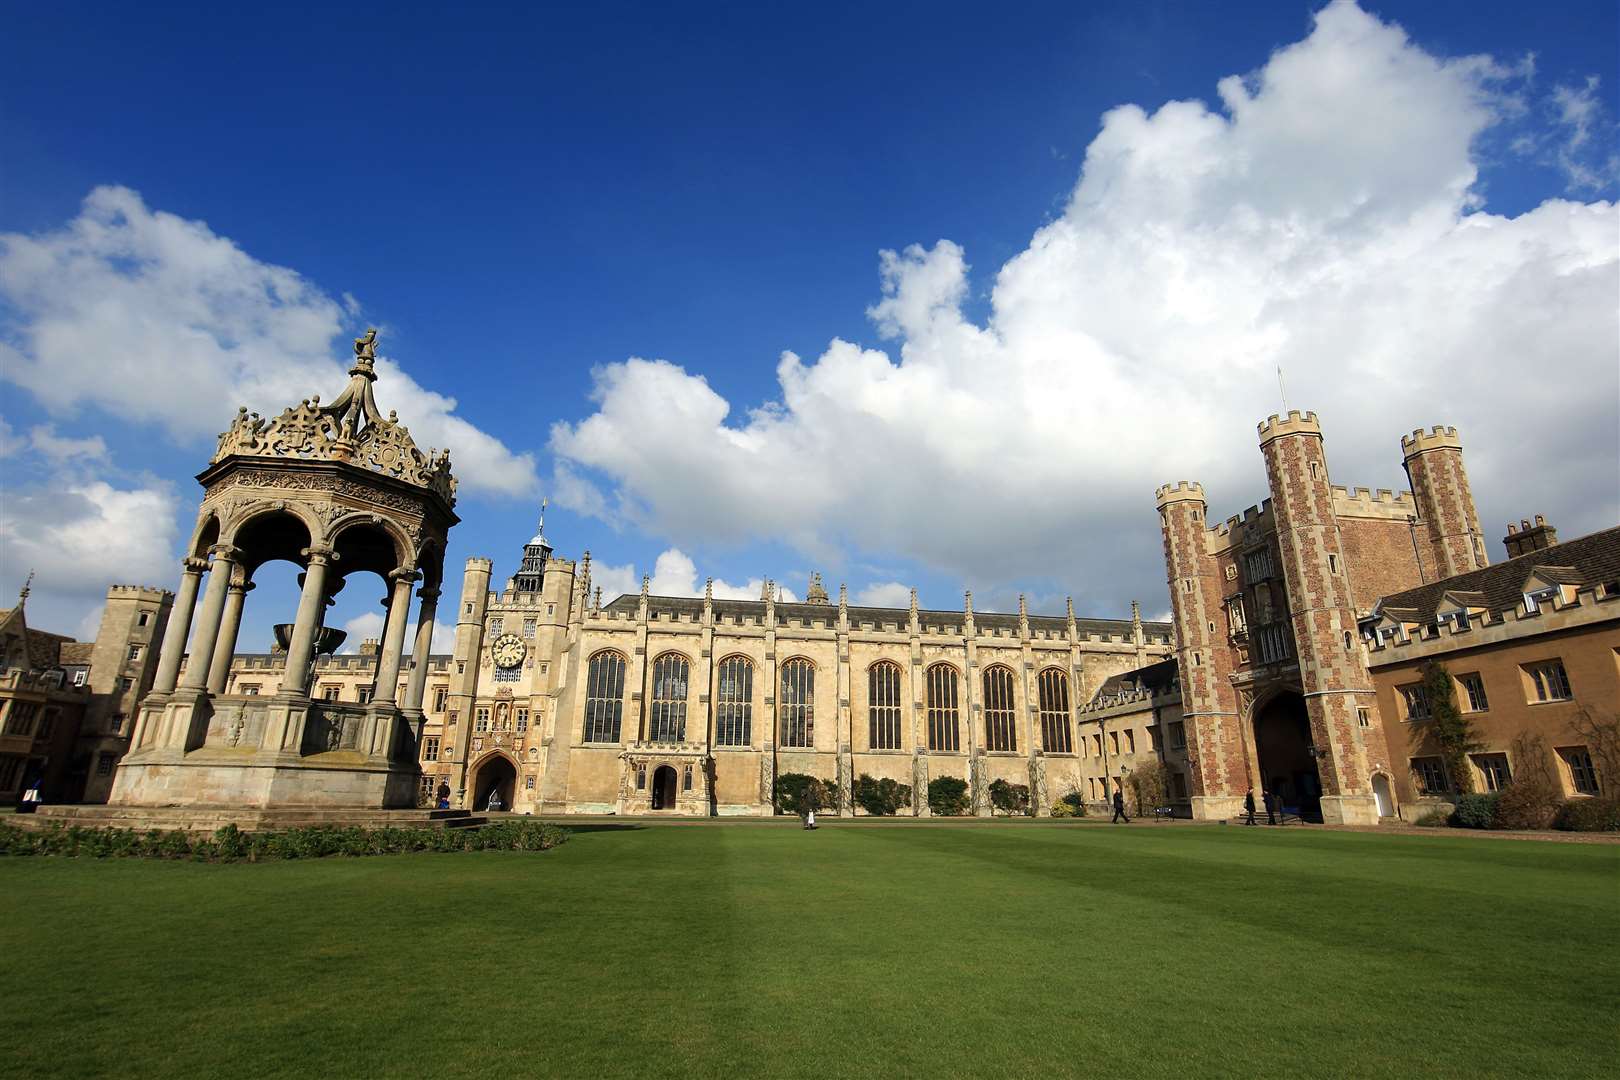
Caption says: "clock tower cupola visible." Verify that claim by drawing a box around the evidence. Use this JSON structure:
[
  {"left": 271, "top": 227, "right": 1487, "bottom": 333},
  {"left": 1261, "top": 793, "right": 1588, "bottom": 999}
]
[{"left": 513, "top": 498, "right": 551, "bottom": 593}]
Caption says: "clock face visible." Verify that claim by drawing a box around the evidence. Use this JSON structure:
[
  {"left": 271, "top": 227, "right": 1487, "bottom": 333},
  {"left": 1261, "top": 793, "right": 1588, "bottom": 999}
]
[{"left": 491, "top": 633, "right": 526, "bottom": 669}]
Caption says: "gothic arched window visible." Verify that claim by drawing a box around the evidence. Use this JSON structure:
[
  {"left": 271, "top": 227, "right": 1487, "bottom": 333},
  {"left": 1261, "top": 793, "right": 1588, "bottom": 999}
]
[
  {"left": 648, "top": 653, "right": 690, "bottom": 743},
  {"left": 869, "top": 661, "right": 903, "bottom": 750},
  {"left": 1037, "top": 668, "right": 1072, "bottom": 753},
  {"left": 582, "top": 651, "right": 626, "bottom": 743},
  {"left": 926, "top": 664, "right": 960, "bottom": 752},
  {"left": 779, "top": 658, "right": 814, "bottom": 748},
  {"left": 715, "top": 655, "right": 753, "bottom": 747},
  {"left": 983, "top": 665, "right": 1017, "bottom": 752}
]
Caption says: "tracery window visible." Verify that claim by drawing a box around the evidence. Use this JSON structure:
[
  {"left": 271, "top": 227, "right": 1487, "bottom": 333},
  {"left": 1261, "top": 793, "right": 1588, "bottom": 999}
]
[
  {"left": 1037, "top": 668, "right": 1072, "bottom": 753},
  {"left": 779, "top": 658, "right": 814, "bottom": 748},
  {"left": 648, "top": 653, "right": 690, "bottom": 743},
  {"left": 983, "top": 665, "right": 1017, "bottom": 752},
  {"left": 925, "top": 664, "right": 960, "bottom": 752},
  {"left": 715, "top": 656, "right": 753, "bottom": 747},
  {"left": 869, "top": 662, "right": 903, "bottom": 750},
  {"left": 582, "top": 651, "right": 626, "bottom": 743}
]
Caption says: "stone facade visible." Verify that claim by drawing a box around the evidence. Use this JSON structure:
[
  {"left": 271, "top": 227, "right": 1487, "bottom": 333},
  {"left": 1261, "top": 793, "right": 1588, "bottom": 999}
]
[
  {"left": 0, "top": 584, "right": 173, "bottom": 805},
  {"left": 1156, "top": 412, "right": 1474, "bottom": 824},
  {"left": 1361, "top": 524, "right": 1620, "bottom": 815},
  {"left": 1155, "top": 409, "right": 1619, "bottom": 826}
]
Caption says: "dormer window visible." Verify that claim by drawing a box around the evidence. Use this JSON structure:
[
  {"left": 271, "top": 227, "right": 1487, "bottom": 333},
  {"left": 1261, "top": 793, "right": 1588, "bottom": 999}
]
[
  {"left": 1523, "top": 587, "right": 1557, "bottom": 614},
  {"left": 1439, "top": 609, "right": 1470, "bottom": 631}
]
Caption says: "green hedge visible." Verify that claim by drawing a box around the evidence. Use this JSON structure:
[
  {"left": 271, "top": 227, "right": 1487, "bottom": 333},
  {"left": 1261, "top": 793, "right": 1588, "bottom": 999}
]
[
  {"left": 988, "top": 779, "right": 1030, "bottom": 816},
  {"left": 853, "top": 775, "right": 912, "bottom": 816},
  {"left": 1552, "top": 798, "right": 1620, "bottom": 832},
  {"left": 0, "top": 820, "right": 568, "bottom": 861},
  {"left": 1449, "top": 793, "right": 1500, "bottom": 830},
  {"left": 775, "top": 773, "right": 840, "bottom": 816},
  {"left": 927, "top": 776, "right": 970, "bottom": 817}
]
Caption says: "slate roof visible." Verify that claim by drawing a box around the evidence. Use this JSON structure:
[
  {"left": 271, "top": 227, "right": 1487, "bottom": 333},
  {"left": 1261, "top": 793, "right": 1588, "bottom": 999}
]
[
  {"left": 58, "top": 643, "right": 95, "bottom": 667},
  {"left": 1372, "top": 525, "right": 1620, "bottom": 622},
  {"left": 599, "top": 593, "right": 1173, "bottom": 641},
  {"left": 1094, "top": 658, "right": 1181, "bottom": 699}
]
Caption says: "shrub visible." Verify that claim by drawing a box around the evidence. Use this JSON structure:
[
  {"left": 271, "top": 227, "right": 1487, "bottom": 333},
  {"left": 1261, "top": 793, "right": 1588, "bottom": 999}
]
[
  {"left": 853, "top": 775, "right": 911, "bottom": 816},
  {"left": 775, "top": 773, "right": 839, "bottom": 815},
  {"left": 1413, "top": 809, "right": 1451, "bottom": 828},
  {"left": 988, "top": 779, "right": 1031, "bottom": 816},
  {"left": 1124, "top": 761, "right": 1170, "bottom": 815},
  {"left": 927, "top": 776, "right": 970, "bottom": 817},
  {"left": 1552, "top": 798, "right": 1620, "bottom": 833},
  {"left": 1058, "top": 792, "right": 1086, "bottom": 817},
  {"left": 1419, "top": 660, "right": 1481, "bottom": 796},
  {"left": 1485, "top": 733, "right": 1563, "bottom": 830},
  {"left": 0, "top": 820, "right": 568, "bottom": 861},
  {"left": 1449, "top": 793, "right": 1500, "bottom": 829}
]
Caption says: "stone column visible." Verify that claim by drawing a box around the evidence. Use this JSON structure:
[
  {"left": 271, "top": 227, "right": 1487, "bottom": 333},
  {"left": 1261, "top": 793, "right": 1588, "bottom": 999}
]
[
  {"left": 207, "top": 577, "right": 253, "bottom": 695},
  {"left": 151, "top": 557, "right": 207, "bottom": 693},
  {"left": 179, "top": 545, "right": 237, "bottom": 692},
  {"left": 373, "top": 569, "right": 419, "bottom": 707},
  {"left": 403, "top": 586, "right": 441, "bottom": 711},
  {"left": 278, "top": 546, "right": 335, "bottom": 696}
]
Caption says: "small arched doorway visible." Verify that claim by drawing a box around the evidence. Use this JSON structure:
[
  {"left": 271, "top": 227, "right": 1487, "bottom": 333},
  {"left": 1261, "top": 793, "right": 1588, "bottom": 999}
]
[
  {"left": 472, "top": 754, "right": 516, "bottom": 812},
  {"left": 651, "top": 765, "right": 678, "bottom": 810},
  {"left": 1253, "top": 692, "right": 1322, "bottom": 822},
  {"left": 1372, "top": 773, "right": 1395, "bottom": 818}
]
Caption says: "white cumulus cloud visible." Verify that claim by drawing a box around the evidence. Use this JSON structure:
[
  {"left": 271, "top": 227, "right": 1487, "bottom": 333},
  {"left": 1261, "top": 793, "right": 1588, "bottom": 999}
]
[
  {"left": 0, "top": 185, "right": 538, "bottom": 499},
  {"left": 588, "top": 547, "right": 799, "bottom": 603},
  {"left": 550, "top": 0, "right": 1619, "bottom": 608}
]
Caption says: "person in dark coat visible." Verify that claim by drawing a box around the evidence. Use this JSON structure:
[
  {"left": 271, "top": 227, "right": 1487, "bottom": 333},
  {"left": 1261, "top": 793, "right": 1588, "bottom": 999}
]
[
  {"left": 435, "top": 781, "right": 451, "bottom": 810},
  {"left": 1111, "top": 786, "right": 1129, "bottom": 823},
  {"left": 1264, "top": 790, "right": 1278, "bottom": 826},
  {"left": 1244, "top": 788, "right": 1257, "bottom": 825}
]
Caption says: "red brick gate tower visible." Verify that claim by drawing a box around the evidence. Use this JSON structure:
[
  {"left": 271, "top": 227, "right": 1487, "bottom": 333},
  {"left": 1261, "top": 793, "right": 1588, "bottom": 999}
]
[
  {"left": 1156, "top": 482, "right": 1246, "bottom": 820},
  {"left": 1258, "top": 412, "right": 1388, "bottom": 825},
  {"left": 1402, "top": 425, "right": 1488, "bottom": 580}
]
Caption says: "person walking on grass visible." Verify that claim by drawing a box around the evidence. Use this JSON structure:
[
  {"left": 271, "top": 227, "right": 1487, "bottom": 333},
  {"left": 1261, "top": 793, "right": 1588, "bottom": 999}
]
[
  {"left": 1111, "top": 786, "right": 1129, "bottom": 824},
  {"left": 1244, "top": 788, "right": 1257, "bottom": 826}
]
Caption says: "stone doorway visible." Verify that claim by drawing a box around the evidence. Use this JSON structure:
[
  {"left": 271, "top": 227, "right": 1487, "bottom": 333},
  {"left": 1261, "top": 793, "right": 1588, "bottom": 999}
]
[
  {"left": 1253, "top": 692, "right": 1322, "bottom": 822},
  {"left": 1372, "top": 773, "right": 1395, "bottom": 818},
  {"left": 473, "top": 754, "right": 516, "bottom": 812},
  {"left": 651, "top": 765, "right": 678, "bottom": 810}
]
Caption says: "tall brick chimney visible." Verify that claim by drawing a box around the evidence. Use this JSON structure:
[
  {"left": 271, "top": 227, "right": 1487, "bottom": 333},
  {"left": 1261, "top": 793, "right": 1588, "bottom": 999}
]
[{"left": 1503, "top": 515, "right": 1558, "bottom": 559}]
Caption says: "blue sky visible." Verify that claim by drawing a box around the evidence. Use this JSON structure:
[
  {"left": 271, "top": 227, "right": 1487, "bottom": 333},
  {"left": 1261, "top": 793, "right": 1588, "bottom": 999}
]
[{"left": 2, "top": 0, "right": 1617, "bottom": 651}]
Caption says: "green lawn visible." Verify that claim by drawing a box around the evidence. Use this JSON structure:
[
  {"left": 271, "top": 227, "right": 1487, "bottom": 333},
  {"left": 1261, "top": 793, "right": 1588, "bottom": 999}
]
[{"left": 2, "top": 822, "right": 1616, "bottom": 1079}]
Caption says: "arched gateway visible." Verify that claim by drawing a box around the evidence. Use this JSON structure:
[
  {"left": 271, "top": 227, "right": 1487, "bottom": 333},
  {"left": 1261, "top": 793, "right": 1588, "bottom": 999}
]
[{"left": 111, "top": 329, "right": 459, "bottom": 810}]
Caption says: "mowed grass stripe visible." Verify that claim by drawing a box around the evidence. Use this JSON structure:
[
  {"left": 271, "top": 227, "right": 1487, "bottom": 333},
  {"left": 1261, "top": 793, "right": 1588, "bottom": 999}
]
[{"left": 1, "top": 825, "right": 1615, "bottom": 1080}]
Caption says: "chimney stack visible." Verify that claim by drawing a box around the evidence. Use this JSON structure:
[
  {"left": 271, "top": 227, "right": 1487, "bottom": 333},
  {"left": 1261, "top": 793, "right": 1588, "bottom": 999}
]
[{"left": 1503, "top": 516, "right": 1558, "bottom": 559}]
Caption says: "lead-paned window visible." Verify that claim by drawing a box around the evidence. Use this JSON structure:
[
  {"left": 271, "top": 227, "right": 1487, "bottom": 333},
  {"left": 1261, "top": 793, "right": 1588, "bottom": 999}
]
[
  {"left": 925, "top": 664, "right": 960, "bottom": 752},
  {"left": 715, "top": 656, "right": 753, "bottom": 746},
  {"left": 869, "top": 662, "right": 903, "bottom": 750},
  {"left": 1411, "top": 756, "right": 1448, "bottom": 795},
  {"left": 1037, "top": 668, "right": 1071, "bottom": 753},
  {"left": 648, "top": 653, "right": 690, "bottom": 742},
  {"left": 983, "top": 665, "right": 1017, "bottom": 752},
  {"left": 780, "top": 659, "right": 814, "bottom": 747},
  {"left": 1559, "top": 746, "right": 1599, "bottom": 795},
  {"left": 583, "top": 651, "right": 626, "bottom": 743}
]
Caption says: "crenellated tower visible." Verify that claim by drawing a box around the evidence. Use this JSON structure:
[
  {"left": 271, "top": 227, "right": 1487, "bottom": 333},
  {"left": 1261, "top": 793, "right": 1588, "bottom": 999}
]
[
  {"left": 1155, "top": 480, "right": 1244, "bottom": 818},
  {"left": 1258, "top": 411, "right": 1387, "bottom": 825},
  {"left": 1401, "top": 425, "right": 1487, "bottom": 580}
]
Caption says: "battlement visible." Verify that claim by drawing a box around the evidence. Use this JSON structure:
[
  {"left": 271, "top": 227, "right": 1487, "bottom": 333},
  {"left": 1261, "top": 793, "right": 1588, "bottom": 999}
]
[
  {"left": 1400, "top": 425, "right": 1462, "bottom": 456},
  {"left": 1155, "top": 480, "right": 1206, "bottom": 508},
  {"left": 106, "top": 584, "right": 173, "bottom": 601},
  {"left": 1331, "top": 485, "right": 1416, "bottom": 521},
  {"left": 464, "top": 557, "right": 494, "bottom": 571},
  {"left": 1210, "top": 499, "right": 1275, "bottom": 542},
  {"left": 1257, "top": 410, "right": 1321, "bottom": 444}
]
